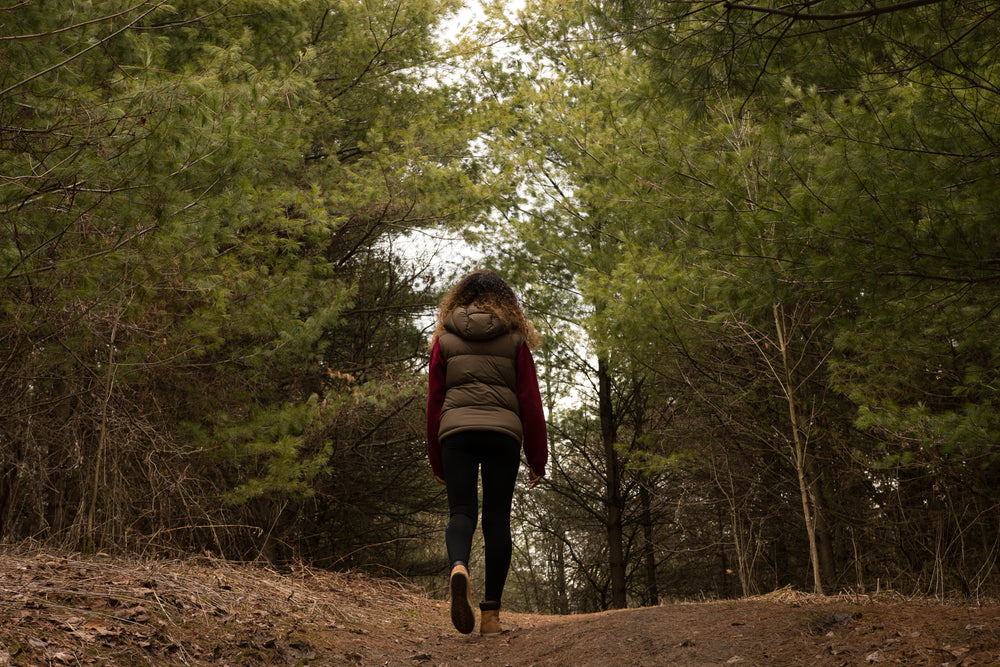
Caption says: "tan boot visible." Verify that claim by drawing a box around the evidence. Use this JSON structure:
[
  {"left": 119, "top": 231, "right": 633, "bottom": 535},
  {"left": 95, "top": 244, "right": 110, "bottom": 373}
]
[
  {"left": 479, "top": 601, "right": 502, "bottom": 636},
  {"left": 449, "top": 563, "right": 475, "bottom": 634}
]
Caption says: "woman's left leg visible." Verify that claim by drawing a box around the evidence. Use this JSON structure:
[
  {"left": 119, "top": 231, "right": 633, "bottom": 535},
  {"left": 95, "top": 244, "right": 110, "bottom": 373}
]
[
  {"left": 441, "top": 435, "right": 480, "bottom": 568},
  {"left": 441, "top": 434, "right": 483, "bottom": 634}
]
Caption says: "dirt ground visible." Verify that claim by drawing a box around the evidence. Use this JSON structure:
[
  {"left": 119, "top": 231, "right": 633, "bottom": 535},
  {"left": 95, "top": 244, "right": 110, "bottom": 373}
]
[{"left": 1, "top": 550, "right": 997, "bottom": 666}]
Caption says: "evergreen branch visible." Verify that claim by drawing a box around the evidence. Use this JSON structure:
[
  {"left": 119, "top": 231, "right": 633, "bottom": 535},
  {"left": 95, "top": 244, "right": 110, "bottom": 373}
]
[
  {"left": 723, "top": 0, "right": 946, "bottom": 21},
  {"left": 4, "top": 224, "right": 158, "bottom": 281},
  {"left": 881, "top": 270, "right": 1000, "bottom": 285},
  {"left": 0, "top": 1, "right": 31, "bottom": 13},
  {"left": 0, "top": 1, "right": 168, "bottom": 100},
  {"left": 737, "top": 10, "right": 796, "bottom": 116},
  {"left": 131, "top": 2, "right": 231, "bottom": 30},
  {"left": 867, "top": 4, "right": 1000, "bottom": 94},
  {"left": 0, "top": 1, "right": 151, "bottom": 40}
]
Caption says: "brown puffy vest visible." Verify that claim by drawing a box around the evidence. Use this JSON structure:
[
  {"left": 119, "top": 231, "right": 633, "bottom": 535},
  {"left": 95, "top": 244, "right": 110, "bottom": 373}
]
[{"left": 437, "top": 305, "right": 525, "bottom": 444}]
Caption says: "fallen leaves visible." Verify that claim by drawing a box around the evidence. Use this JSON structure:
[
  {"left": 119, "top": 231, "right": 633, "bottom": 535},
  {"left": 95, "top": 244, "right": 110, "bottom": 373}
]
[
  {"left": 0, "top": 548, "right": 431, "bottom": 665},
  {"left": 1, "top": 548, "right": 998, "bottom": 666}
]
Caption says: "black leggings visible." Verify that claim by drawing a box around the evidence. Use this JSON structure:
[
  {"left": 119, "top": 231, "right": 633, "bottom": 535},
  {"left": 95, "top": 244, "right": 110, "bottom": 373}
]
[{"left": 442, "top": 430, "right": 521, "bottom": 604}]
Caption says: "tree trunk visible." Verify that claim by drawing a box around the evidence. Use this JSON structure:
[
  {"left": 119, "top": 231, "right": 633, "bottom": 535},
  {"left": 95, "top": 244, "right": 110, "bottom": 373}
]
[
  {"left": 640, "top": 482, "right": 659, "bottom": 606},
  {"left": 598, "top": 355, "right": 627, "bottom": 608},
  {"left": 808, "top": 457, "right": 837, "bottom": 588},
  {"left": 87, "top": 317, "right": 120, "bottom": 554},
  {"left": 773, "top": 304, "right": 824, "bottom": 595},
  {"left": 712, "top": 447, "right": 753, "bottom": 596},
  {"left": 552, "top": 529, "right": 569, "bottom": 614}
]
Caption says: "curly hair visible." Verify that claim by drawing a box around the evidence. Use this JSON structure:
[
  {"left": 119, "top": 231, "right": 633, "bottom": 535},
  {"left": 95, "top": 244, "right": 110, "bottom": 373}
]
[{"left": 430, "top": 269, "right": 542, "bottom": 349}]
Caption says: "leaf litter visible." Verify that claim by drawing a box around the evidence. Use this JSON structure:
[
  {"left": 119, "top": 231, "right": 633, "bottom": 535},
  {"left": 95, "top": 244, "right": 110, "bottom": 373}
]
[{"left": 1, "top": 548, "right": 998, "bottom": 665}]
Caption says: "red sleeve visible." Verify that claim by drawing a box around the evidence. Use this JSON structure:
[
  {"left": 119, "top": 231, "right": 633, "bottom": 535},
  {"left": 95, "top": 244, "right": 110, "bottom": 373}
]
[
  {"left": 426, "top": 339, "right": 447, "bottom": 479},
  {"left": 516, "top": 343, "right": 548, "bottom": 477}
]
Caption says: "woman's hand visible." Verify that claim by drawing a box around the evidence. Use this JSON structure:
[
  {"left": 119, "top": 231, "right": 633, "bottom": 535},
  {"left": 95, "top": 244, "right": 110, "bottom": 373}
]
[
  {"left": 528, "top": 471, "right": 543, "bottom": 489},
  {"left": 435, "top": 474, "right": 446, "bottom": 485}
]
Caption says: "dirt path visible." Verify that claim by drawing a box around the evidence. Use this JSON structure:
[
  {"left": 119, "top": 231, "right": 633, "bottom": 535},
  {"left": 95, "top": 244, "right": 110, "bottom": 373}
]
[
  {"left": 1, "top": 551, "right": 997, "bottom": 666},
  {"left": 406, "top": 598, "right": 999, "bottom": 666}
]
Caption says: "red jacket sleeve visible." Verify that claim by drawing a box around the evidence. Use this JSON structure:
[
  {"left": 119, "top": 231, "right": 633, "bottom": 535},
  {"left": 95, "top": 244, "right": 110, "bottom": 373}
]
[
  {"left": 516, "top": 343, "right": 548, "bottom": 477},
  {"left": 426, "top": 339, "right": 447, "bottom": 479}
]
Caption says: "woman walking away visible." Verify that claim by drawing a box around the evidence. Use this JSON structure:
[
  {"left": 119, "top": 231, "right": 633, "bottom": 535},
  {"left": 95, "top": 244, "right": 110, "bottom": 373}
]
[{"left": 426, "top": 269, "right": 548, "bottom": 636}]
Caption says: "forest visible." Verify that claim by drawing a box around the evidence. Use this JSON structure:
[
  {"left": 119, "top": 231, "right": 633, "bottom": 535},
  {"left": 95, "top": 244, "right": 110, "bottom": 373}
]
[{"left": 1, "top": 0, "right": 998, "bottom": 615}]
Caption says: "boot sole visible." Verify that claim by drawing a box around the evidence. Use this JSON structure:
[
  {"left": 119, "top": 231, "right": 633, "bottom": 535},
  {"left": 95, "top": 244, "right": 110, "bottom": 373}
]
[{"left": 450, "top": 569, "right": 475, "bottom": 634}]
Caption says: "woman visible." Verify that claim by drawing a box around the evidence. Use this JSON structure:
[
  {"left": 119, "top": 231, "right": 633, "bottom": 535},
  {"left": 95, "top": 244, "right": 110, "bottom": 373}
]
[{"left": 426, "top": 269, "right": 548, "bottom": 636}]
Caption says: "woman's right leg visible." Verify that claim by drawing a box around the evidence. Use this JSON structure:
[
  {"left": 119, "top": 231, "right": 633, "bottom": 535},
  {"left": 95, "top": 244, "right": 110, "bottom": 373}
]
[
  {"left": 442, "top": 435, "right": 480, "bottom": 634},
  {"left": 441, "top": 435, "right": 479, "bottom": 567}
]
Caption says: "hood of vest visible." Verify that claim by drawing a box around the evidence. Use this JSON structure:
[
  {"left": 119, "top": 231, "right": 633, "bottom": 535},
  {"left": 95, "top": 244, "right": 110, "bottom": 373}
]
[{"left": 444, "top": 305, "right": 509, "bottom": 341}]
